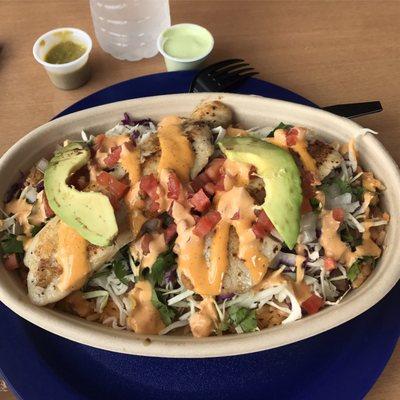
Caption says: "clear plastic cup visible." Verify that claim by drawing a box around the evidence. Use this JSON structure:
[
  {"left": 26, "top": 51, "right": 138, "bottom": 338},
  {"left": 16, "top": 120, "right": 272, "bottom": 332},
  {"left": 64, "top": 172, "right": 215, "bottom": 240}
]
[{"left": 33, "top": 28, "right": 92, "bottom": 90}]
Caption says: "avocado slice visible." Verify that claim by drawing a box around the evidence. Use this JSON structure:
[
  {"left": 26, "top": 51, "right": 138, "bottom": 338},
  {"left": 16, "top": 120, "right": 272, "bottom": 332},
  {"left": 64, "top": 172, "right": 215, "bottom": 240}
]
[
  {"left": 219, "top": 137, "right": 302, "bottom": 249},
  {"left": 44, "top": 142, "right": 118, "bottom": 247}
]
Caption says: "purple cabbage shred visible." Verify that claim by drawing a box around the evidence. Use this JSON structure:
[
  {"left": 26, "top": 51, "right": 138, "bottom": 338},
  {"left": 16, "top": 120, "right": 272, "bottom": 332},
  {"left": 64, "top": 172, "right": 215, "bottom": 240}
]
[
  {"left": 36, "top": 181, "right": 44, "bottom": 192},
  {"left": 163, "top": 267, "right": 177, "bottom": 285},
  {"left": 216, "top": 293, "right": 234, "bottom": 303},
  {"left": 121, "top": 112, "right": 153, "bottom": 127}
]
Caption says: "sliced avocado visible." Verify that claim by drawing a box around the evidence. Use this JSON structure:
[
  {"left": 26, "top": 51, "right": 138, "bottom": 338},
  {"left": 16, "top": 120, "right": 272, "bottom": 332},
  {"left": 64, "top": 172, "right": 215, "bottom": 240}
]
[
  {"left": 44, "top": 142, "right": 118, "bottom": 247},
  {"left": 219, "top": 137, "right": 302, "bottom": 249}
]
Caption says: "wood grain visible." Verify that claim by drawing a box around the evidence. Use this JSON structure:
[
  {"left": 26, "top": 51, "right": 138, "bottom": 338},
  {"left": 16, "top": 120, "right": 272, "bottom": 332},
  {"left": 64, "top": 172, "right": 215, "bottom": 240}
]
[{"left": 0, "top": 0, "right": 398, "bottom": 399}]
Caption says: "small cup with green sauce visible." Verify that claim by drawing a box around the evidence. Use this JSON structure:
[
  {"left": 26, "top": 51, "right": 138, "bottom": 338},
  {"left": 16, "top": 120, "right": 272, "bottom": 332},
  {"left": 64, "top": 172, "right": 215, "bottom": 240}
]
[
  {"left": 33, "top": 28, "right": 92, "bottom": 90},
  {"left": 157, "top": 24, "right": 214, "bottom": 72}
]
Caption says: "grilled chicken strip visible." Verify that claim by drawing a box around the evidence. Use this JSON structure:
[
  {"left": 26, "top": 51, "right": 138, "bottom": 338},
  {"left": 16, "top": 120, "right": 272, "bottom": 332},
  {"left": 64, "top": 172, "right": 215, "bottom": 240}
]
[
  {"left": 191, "top": 100, "right": 233, "bottom": 128},
  {"left": 183, "top": 120, "right": 214, "bottom": 179},
  {"left": 25, "top": 217, "right": 133, "bottom": 306},
  {"left": 308, "top": 140, "right": 344, "bottom": 180},
  {"left": 203, "top": 226, "right": 282, "bottom": 295},
  {"left": 139, "top": 118, "right": 215, "bottom": 179}
]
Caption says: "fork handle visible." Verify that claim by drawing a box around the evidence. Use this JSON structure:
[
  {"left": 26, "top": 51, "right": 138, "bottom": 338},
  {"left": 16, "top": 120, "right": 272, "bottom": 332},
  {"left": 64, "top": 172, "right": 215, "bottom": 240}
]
[{"left": 322, "top": 101, "right": 382, "bottom": 118}]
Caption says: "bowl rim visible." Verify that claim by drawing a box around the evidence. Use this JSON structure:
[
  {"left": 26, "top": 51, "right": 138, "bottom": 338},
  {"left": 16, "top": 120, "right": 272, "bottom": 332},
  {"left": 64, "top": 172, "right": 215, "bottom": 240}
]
[{"left": 0, "top": 92, "right": 399, "bottom": 358}]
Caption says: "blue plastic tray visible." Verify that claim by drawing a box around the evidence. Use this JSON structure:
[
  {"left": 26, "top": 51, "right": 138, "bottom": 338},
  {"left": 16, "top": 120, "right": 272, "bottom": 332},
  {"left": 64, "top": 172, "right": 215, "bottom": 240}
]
[{"left": 0, "top": 71, "right": 398, "bottom": 400}]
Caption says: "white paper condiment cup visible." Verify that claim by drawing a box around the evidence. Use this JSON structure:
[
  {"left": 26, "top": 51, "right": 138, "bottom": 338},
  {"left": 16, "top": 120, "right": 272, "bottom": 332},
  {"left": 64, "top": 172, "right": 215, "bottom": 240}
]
[
  {"left": 157, "top": 23, "right": 214, "bottom": 72},
  {"left": 33, "top": 27, "right": 92, "bottom": 90}
]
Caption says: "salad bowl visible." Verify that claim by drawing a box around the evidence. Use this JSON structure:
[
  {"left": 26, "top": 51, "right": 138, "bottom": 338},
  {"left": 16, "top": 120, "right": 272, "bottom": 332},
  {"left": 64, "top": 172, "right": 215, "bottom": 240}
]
[{"left": 0, "top": 92, "right": 399, "bottom": 358}]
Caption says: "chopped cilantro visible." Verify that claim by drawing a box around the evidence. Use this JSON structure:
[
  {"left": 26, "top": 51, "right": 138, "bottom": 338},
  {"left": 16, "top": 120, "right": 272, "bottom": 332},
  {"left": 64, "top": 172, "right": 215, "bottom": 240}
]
[
  {"left": 220, "top": 318, "right": 230, "bottom": 332},
  {"left": 333, "top": 178, "right": 352, "bottom": 194},
  {"left": 31, "top": 224, "right": 44, "bottom": 236},
  {"left": 310, "top": 198, "right": 320, "bottom": 211},
  {"left": 320, "top": 177, "right": 364, "bottom": 201},
  {"left": 0, "top": 234, "right": 24, "bottom": 254},
  {"left": 269, "top": 122, "right": 293, "bottom": 137},
  {"left": 159, "top": 212, "right": 174, "bottom": 228},
  {"left": 151, "top": 288, "right": 175, "bottom": 325},
  {"left": 348, "top": 257, "right": 376, "bottom": 283},
  {"left": 228, "top": 305, "right": 257, "bottom": 333},
  {"left": 351, "top": 186, "right": 364, "bottom": 200},
  {"left": 148, "top": 249, "right": 176, "bottom": 286},
  {"left": 340, "top": 226, "right": 362, "bottom": 250},
  {"left": 112, "top": 259, "right": 130, "bottom": 285},
  {"left": 347, "top": 260, "right": 361, "bottom": 282},
  {"left": 363, "top": 256, "right": 376, "bottom": 268}
]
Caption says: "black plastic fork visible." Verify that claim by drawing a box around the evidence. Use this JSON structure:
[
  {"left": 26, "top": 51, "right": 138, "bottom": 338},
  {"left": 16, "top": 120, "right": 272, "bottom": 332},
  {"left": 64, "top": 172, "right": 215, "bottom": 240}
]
[
  {"left": 189, "top": 59, "right": 383, "bottom": 118},
  {"left": 189, "top": 59, "right": 258, "bottom": 93}
]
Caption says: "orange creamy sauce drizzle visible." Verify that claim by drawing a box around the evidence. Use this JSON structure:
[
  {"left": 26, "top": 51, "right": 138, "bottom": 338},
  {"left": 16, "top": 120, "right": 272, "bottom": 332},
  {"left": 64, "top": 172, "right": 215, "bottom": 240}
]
[
  {"left": 157, "top": 116, "right": 195, "bottom": 182},
  {"left": 5, "top": 198, "right": 34, "bottom": 236},
  {"left": 266, "top": 128, "right": 318, "bottom": 176},
  {"left": 174, "top": 184, "right": 270, "bottom": 295},
  {"left": 319, "top": 210, "right": 382, "bottom": 267},
  {"left": 127, "top": 280, "right": 165, "bottom": 334},
  {"left": 223, "top": 158, "right": 251, "bottom": 189},
  {"left": 189, "top": 297, "right": 219, "bottom": 338},
  {"left": 95, "top": 135, "right": 130, "bottom": 168},
  {"left": 56, "top": 222, "right": 90, "bottom": 291}
]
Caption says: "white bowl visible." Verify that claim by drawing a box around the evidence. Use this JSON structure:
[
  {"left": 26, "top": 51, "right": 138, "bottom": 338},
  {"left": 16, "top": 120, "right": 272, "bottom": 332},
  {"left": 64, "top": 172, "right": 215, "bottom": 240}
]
[{"left": 0, "top": 93, "right": 399, "bottom": 358}]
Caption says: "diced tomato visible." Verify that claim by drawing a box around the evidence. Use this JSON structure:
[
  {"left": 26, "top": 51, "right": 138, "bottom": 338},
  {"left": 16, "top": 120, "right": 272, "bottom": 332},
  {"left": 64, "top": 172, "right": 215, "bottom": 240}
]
[
  {"left": 252, "top": 210, "right": 274, "bottom": 239},
  {"left": 43, "top": 192, "right": 55, "bottom": 218},
  {"left": 140, "top": 174, "right": 159, "bottom": 212},
  {"left": 286, "top": 127, "right": 299, "bottom": 147},
  {"left": 204, "top": 158, "right": 225, "bottom": 181},
  {"left": 124, "top": 141, "right": 136, "bottom": 151},
  {"left": 332, "top": 207, "right": 345, "bottom": 222},
  {"left": 190, "top": 189, "right": 210, "bottom": 212},
  {"left": 301, "top": 170, "right": 316, "bottom": 198},
  {"left": 193, "top": 211, "right": 221, "bottom": 238},
  {"left": 252, "top": 223, "right": 266, "bottom": 239},
  {"left": 97, "top": 171, "right": 129, "bottom": 199},
  {"left": 105, "top": 193, "right": 119, "bottom": 210},
  {"left": 302, "top": 294, "right": 324, "bottom": 315},
  {"left": 140, "top": 174, "right": 159, "bottom": 200},
  {"left": 190, "top": 172, "right": 211, "bottom": 192},
  {"left": 104, "top": 146, "right": 122, "bottom": 168},
  {"left": 324, "top": 257, "right": 337, "bottom": 271},
  {"left": 203, "top": 182, "right": 216, "bottom": 195},
  {"left": 231, "top": 211, "right": 240, "bottom": 220},
  {"left": 258, "top": 210, "right": 274, "bottom": 230},
  {"left": 301, "top": 197, "right": 312, "bottom": 214},
  {"left": 164, "top": 222, "right": 177, "bottom": 243},
  {"left": 93, "top": 134, "right": 105, "bottom": 151},
  {"left": 214, "top": 173, "right": 226, "bottom": 192},
  {"left": 141, "top": 233, "right": 152, "bottom": 255},
  {"left": 148, "top": 200, "right": 160, "bottom": 213},
  {"left": 167, "top": 172, "right": 181, "bottom": 200},
  {"left": 3, "top": 253, "right": 19, "bottom": 271}
]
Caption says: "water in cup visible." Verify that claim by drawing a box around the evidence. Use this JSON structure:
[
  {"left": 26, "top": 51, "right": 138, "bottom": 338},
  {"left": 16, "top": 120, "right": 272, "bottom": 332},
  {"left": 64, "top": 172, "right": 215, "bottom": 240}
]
[{"left": 89, "top": 0, "right": 171, "bottom": 61}]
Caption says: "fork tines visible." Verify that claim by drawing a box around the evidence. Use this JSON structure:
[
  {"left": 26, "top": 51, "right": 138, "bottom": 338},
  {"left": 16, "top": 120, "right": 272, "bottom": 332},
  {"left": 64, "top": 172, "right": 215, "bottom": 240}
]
[{"left": 189, "top": 59, "right": 259, "bottom": 92}]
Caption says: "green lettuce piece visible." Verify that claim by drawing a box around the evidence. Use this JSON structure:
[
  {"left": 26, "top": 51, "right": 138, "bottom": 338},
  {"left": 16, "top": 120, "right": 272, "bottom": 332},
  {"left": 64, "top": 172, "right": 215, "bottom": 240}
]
[
  {"left": 228, "top": 305, "right": 257, "bottom": 333},
  {"left": 151, "top": 288, "right": 175, "bottom": 325},
  {"left": 347, "top": 260, "right": 361, "bottom": 282},
  {"left": 149, "top": 249, "right": 176, "bottom": 286},
  {"left": 0, "top": 234, "right": 24, "bottom": 254},
  {"left": 269, "top": 122, "right": 293, "bottom": 136},
  {"left": 112, "top": 259, "right": 130, "bottom": 285}
]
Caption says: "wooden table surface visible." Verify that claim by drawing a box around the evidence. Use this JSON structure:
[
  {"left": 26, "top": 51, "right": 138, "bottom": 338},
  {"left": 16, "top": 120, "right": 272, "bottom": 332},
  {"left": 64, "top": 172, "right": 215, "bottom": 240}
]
[{"left": 0, "top": 0, "right": 399, "bottom": 398}]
